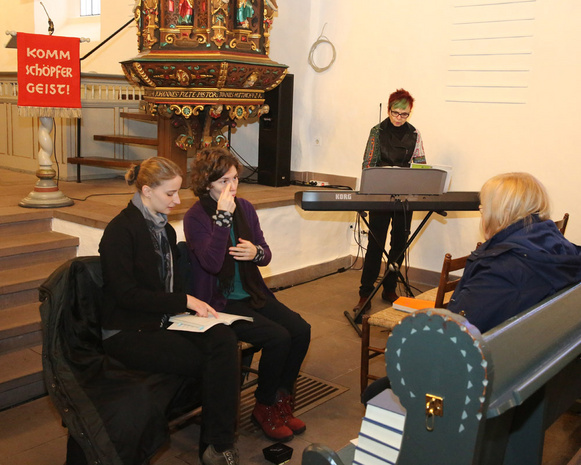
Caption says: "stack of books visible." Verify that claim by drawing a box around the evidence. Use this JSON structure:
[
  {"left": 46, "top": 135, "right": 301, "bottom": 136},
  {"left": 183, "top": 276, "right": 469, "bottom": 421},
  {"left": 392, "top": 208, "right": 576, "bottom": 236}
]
[{"left": 353, "top": 389, "right": 406, "bottom": 465}]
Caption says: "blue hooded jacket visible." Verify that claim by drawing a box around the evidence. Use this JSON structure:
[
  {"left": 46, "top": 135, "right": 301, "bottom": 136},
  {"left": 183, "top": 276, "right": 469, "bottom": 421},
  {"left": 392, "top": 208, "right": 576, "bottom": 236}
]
[{"left": 447, "top": 215, "right": 581, "bottom": 333}]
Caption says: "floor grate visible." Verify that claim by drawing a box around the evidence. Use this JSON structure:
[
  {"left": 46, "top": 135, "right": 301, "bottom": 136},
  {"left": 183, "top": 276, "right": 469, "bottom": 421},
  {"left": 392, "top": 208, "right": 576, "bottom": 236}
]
[{"left": 238, "top": 372, "right": 349, "bottom": 433}]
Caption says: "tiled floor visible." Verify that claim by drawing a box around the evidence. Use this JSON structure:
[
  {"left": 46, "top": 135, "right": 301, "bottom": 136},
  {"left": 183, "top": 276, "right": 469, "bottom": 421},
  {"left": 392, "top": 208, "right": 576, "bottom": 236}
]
[{"left": 0, "top": 168, "right": 580, "bottom": 464}]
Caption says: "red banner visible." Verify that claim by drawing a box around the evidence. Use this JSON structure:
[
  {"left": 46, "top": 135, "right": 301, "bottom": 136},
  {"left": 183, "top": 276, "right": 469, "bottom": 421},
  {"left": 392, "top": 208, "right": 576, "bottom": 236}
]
[{"left": 17, "top": 33, "right": 81, "bottom": 109}]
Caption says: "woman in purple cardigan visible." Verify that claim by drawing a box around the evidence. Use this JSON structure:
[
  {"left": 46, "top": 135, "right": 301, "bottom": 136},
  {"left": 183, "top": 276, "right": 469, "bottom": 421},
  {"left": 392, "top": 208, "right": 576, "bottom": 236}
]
[{"left": 184, "top": 147, "right": 311, "bottom": 443}]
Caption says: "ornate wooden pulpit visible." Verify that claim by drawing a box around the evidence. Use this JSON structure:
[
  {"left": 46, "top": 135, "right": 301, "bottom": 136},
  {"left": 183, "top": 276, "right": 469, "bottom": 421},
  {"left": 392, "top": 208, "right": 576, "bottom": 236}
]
[{"left": 121, "top": 0, "right": 288, "bottom": 175}]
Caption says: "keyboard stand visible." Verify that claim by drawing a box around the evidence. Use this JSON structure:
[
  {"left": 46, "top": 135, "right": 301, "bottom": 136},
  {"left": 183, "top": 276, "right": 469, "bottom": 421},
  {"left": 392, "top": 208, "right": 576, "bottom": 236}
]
[{"left": 344, "top": 209, "right": 445, "bottom": 336}]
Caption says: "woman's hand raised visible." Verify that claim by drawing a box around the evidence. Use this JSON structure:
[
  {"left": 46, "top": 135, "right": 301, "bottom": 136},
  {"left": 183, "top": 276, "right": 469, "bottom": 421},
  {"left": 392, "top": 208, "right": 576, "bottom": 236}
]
[{"left": 217, "top": 186, "right": 236, "bottom": 213}]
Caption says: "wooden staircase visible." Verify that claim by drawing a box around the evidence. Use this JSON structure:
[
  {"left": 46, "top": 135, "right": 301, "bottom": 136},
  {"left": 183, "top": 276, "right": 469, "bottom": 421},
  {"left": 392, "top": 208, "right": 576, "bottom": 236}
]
[
  {"left": 68, "top": 111, "right": 157, "bottom": 171},
  {"left": 0, "top": 209, "right": 79, "bottom": 410},
  {"left": 67, "top": 110, "right": 188, "bottom": 185}
]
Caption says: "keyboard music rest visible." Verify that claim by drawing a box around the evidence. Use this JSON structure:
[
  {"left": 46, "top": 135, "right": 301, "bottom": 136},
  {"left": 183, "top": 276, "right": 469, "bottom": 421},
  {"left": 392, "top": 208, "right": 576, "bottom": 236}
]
[{"left": 295, "top": 190, "right": 480, "bottom": 212}]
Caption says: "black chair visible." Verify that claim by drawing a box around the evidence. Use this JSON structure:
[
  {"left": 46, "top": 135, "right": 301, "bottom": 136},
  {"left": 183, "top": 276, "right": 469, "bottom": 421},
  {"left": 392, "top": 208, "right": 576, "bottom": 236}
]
[{"left": 40, "top": 257, "right": 201, "bottom": 465}]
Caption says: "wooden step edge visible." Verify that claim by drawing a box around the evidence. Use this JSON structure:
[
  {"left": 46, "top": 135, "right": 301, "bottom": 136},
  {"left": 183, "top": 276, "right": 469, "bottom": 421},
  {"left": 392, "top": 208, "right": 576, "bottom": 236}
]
[
  {"left": 0, "top": 331, "right": 43, "bottom": 357},
  {"left": 0, "top": 303, "right": 41, "bottom": 340},
  {"left": 0, "top": 218, "right": 52, "bottom": 237},
  {"left": 0, "top": 370, "right": 45, "bottom": 393},
  {"left": 0, "top": 346, "right": 43, "bottom": 392},
  {"left": 67, "top": 157, "right": 143, "bottom": 169},
  {"left": 94, "top": 134, "right": 158, "bottom": 146},
  {"left": 0, "top": 381, "right": 47, "bottom": 411},
  {"left": 120, "top": 111, "right": 157, "bottom": 122},
  {"left": 0, "top": 260, "right": 69, "bottom": 295},
  {"left": 0, "top": 207, "right": 54, "bottom": 225},
  {"left": 0, "top": 235, "right": 79, "bottom": 258}
]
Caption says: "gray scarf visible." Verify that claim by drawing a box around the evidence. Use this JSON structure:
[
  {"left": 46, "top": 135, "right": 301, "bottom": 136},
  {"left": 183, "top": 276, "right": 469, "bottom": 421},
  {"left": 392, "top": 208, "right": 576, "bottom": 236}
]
[{"left": 131, "top": 192, "right": 174, "bottom": 293}]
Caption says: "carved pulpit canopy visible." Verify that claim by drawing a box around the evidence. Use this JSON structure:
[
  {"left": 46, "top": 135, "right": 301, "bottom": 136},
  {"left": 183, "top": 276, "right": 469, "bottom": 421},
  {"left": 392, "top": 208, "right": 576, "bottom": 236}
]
[{"left": 121, "top": 0, "right": 287, "bottom": 127}]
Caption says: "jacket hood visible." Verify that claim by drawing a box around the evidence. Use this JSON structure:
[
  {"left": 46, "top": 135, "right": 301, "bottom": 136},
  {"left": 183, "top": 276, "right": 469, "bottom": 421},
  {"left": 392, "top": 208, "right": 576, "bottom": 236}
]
[{"left": 471, "top": 216, "right": 581, "bottom": 290}]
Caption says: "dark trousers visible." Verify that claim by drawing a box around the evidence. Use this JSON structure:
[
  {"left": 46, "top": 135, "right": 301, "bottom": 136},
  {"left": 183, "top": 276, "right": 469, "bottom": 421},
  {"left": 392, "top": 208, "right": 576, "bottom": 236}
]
[
  {"left": 359, "top": 210, "right": 412, "bottom": 297},
  {"left": 225, "top": 296, "right": 311, "bottom": 405},
  {"left": 103, "top": 325, "right": 239, "bottom": 446}
]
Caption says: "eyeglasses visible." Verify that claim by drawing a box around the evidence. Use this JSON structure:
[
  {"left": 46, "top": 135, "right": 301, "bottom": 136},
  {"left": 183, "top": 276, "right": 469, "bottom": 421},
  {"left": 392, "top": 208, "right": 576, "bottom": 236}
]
[{"left": 390, "top": 110, "right": 410, "bottom": 119}]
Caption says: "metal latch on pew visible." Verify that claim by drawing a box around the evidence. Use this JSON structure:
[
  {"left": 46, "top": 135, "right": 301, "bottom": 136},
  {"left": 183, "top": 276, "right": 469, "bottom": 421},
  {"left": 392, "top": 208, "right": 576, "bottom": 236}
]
[{"left": 425, "top": 394, "right": 443, "bottom": 431}]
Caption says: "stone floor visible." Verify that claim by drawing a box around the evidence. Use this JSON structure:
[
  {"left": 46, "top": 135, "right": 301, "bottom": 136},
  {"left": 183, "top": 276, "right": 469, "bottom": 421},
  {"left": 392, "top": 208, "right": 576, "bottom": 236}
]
[{"left": 0, "top": 168, "right": 580, "bottom": 464}]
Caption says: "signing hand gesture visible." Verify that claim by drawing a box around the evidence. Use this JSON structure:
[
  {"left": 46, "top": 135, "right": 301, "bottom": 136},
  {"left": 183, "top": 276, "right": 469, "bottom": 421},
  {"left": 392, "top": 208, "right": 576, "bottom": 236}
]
[
  {"left": 186, "top": 295, "right": 218, "bottom": 318},
  {"left": 217, "top": 185, "right": 236, "bottom": 213},
  {"left": 229, "top": 238, "right": 257, "bottom": 261}
]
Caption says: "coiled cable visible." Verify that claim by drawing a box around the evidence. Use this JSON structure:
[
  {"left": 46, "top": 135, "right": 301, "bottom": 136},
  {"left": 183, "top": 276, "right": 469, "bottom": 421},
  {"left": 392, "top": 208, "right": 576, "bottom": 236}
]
[{"left": 308, "top": 24, "right": 336, "bottom": 73}]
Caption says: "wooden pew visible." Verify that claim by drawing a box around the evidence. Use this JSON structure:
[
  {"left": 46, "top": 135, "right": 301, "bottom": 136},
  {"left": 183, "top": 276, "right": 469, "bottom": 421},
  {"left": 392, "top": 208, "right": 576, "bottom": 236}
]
[{"left": 303, "top": 282, "right": 581, "bottom": 465}]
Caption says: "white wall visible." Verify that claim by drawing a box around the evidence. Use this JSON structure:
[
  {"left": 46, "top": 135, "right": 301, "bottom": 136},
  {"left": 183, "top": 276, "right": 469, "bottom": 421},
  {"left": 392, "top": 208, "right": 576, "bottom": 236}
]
[
  {"left": 1, "top": 1, "right": 136, "bottom": 74},
  {"left": 265, "top": 0, "right": 581, "bottom": 273},
  {"left": 4, "top": 0, "right": 581, "bottom": 276},
  {"left": 53, "top": 206, "right": 354, "bottom": 277}
]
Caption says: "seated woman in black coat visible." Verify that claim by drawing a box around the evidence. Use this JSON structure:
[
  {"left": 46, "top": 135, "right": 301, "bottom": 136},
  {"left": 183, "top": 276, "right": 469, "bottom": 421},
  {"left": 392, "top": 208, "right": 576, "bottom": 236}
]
[
  {"left": 99, "top": 157, "right": 240, "bottom": 465},
  {"left": 364, "top": 172, "right": 581, "bottom": 404}
]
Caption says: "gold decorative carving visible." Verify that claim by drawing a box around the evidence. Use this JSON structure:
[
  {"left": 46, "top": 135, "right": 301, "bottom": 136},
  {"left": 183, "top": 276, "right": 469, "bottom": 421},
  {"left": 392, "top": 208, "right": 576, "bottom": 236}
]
[
  {"left": 142, "top": 0, "right": 159, "bottom": 49},
  {"left": 211, "top": 25, "right": 227, "bottom": 48},
  {"left": 133, "top": 63, "right": 157, "bottom": 87},
  {"left": 217, "top": 62, "right": 229, "bottom": 88},
  {"left": 143, "top": 101, "right": 159, "bottom": 116},
  {"left": 265, "top": 68, "right": 287, "bottom": 92},
  {"left": 263, "top": 0, "right": 277, "bottom": 54},
  {"left": 162, "top": 31, "right": 177, "bottom": 44},
  {"left": 169, "top": 104, "right": 205, "bottom": 118}
]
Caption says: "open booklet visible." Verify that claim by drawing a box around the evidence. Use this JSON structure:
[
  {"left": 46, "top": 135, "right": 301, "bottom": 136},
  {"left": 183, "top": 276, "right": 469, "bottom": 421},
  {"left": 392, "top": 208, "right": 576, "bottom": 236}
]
[{"left": 167, "top": 312, "right": 253, "bottom": 333}]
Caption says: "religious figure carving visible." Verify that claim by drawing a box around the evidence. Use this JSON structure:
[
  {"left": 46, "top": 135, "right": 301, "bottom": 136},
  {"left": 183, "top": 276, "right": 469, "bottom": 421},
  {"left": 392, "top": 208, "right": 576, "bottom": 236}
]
[
  {"left": 178, "top": 0, "right": 194, "bottom": 24},
  {"left": 236, "top": 0, "right": 254, "bottom": 28}
]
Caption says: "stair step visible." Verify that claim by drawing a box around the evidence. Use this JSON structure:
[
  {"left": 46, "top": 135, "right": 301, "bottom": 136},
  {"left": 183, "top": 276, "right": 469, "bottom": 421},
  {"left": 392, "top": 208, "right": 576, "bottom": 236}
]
[
  {"left": 0, "top": 346, "right": 45, "bottom": 410},
  {"left": 0, "top": 259, "right": 68, "bottom": 295},
  {"left": 0, "top": 207, "right": 53, "bottom": 227},
  {"left": 0, "top": 244, "right": 77, "bottom": 270},
  {"left": 94, "top": 134, "right": 158, "bottom": 146},
  {"left": 120, "top": 111, "right": 157, "bottom": 122},
  {"left": 67, "top": 156, "right": 142, "bottom": 169},
  {"left": 0, "top": 231, "right": 78, "bottom": 259},
  {"left": 0, "top": 289, "right": 40, "bottom": 310},
  {"left": 0, "top": 217, "right": 52, "bottom": 237},
  {"left": 0, "top": 303, "right": 42, "bottom": 355}
]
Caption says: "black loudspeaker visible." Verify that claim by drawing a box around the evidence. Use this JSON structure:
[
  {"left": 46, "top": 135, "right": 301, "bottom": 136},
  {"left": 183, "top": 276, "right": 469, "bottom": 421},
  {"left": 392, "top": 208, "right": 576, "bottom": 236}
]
[{"left": 258, "top": 74, "right": 293, "bottom": 187}]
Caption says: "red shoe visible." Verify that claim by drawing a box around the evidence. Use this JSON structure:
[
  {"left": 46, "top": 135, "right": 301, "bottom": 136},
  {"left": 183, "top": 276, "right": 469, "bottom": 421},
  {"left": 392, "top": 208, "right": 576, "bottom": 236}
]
[
  {"left": 251, "top": 402, "right": 294, "bottom": 442},
  {"left": 276, "top": 393, "right": 306, "bottom": 435}
]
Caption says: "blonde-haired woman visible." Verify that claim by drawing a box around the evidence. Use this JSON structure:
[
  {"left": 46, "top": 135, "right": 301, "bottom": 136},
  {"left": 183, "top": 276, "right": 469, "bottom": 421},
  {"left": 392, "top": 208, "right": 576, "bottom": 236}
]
[
  {"left": 448, "top": 172, "right": 581, "bottom": 333},
  {"left": 99, "top": 157, "right": 240, "bottom": 465}
]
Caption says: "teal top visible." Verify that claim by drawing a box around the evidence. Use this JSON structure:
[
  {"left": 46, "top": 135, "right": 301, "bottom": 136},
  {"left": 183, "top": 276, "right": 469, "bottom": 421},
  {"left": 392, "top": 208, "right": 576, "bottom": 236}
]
[{"left": 223, "top": 226, "right": 250, "bottom": 300}]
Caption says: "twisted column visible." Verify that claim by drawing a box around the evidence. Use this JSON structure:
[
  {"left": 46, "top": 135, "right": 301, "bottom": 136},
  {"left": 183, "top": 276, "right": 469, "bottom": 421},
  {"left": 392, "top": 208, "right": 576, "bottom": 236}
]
[{"left": 19, "top": 117, "right": 74, "bottom": 208}]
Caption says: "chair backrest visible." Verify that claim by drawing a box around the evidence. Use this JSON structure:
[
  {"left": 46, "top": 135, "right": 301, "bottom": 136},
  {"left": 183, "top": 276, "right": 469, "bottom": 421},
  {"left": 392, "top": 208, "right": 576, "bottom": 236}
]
[
  {"left": 434, "top": 253, "right": 469, "bottom": 308},
  {"left": 554, "top": 212, "right": 569, "bottom": 235},
  {"left": 39, "top": 256, "right": 200, "bottom": 465}
]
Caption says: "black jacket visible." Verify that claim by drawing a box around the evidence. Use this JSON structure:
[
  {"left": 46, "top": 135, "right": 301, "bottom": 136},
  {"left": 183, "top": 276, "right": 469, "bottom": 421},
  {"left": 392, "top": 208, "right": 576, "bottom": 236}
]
[
  {"left": 40, "top": 257, "right": 199, "bottom": 465},
  {"left": 99, "top": 201, "right": 187, "bottom": 330}
]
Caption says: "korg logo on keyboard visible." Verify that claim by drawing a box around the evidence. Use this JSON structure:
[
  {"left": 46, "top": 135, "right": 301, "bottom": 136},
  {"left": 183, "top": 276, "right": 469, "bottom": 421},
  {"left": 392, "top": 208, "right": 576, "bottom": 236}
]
[{"left": 335, "top": 193, "right": 352, "bottom": 200}]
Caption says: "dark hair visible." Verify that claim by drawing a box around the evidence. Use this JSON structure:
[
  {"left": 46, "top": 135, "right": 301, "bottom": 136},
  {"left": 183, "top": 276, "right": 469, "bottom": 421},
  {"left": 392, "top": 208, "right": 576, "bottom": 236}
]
[
  {"left": 125, "top": 157, "right": 183, "bottom": 191},
  {"left": 190, "top": 147, "right": 242, "bottom": 197},
  {"left": 388, "top": 88, "right": 415, "bottom": 111}
]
